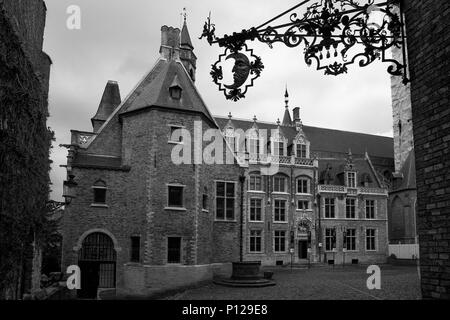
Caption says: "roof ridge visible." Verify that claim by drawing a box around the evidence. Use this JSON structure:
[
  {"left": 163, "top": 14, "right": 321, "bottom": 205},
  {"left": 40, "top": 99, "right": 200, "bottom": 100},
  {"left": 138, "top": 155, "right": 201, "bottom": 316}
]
[{"left": 214, "top": 115, "right": 394, "bottom": 138}]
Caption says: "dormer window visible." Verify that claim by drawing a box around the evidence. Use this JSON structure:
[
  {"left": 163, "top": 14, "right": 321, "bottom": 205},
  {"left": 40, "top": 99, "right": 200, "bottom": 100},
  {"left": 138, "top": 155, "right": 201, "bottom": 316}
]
[
  {"left": 169, "top": 75, "right": 182, "bottom": 100},
  {"left": 169, "top": 85, "right": 182, "bottom": 100},
  {"left": 347, "top": 172, "right": 356, "bottom": 188},
  {"left": 296, "top": 143, "right": 307, "bottom": 158},
  {"left": 273, "top": 141, "right": 285, "bottom": 156},
  {"left": 248, "top": 138, "right": 259, "bottom": 155}
]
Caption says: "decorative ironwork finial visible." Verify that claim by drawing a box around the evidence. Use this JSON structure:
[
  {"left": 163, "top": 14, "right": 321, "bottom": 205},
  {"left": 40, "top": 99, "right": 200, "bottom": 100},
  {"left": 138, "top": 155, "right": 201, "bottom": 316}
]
[
  {"left": 200, "top": 0, "right": 409, "bottom": 101},
  {"left": 285, "top": 85, "right": 289, "bottom": 107},
  {"left": 253, "top": 115, "right": 257, "bottom": 122},
  {"left": 183, "top": 7, "right": 187, "bottom": 23},
  {"left": 277, "top": 118, "right": 281, "bottom": 126},
  {"left": 228, "top": 112, "right": 232, "bottom": 119}
]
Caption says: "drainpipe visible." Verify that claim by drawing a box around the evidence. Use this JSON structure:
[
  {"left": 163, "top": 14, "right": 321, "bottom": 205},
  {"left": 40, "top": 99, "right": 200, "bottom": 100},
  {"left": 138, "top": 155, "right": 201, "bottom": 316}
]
[
  {"left": 317, "top": 194, "right": 322, "bottom": 263},
  {"left": 239, "top": 173, "right": 246, "bottom": 262}
]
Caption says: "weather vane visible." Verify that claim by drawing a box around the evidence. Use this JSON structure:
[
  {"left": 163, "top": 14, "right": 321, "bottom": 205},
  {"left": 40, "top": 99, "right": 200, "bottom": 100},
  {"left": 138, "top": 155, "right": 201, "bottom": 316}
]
[{"left": 200, "top": 0, "right": 408, "bottom": 101}]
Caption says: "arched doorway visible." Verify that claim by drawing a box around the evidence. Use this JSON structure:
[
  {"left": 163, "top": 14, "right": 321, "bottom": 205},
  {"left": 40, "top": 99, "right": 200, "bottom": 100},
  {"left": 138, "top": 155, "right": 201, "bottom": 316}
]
[{"left": 78, "top": 232, "right": 116, "bottom": 299}]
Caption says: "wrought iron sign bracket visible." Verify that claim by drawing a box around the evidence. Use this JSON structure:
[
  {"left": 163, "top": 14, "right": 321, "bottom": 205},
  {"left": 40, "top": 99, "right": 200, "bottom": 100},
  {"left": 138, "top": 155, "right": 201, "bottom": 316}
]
[{"left": 200, "top": 0, "right": 409, "bottom": 101}]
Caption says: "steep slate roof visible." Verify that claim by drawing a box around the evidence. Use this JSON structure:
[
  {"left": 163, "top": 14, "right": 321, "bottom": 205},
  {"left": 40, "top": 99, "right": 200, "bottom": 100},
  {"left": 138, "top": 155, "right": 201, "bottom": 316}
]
[
  {"left": 282, "top": 108, "right": 292, "bottom": 126},
  {"left": 318, "top": 158, "right": 379, "bottom": 187},
  {"left": 181, "top": 21, "right": 193, "bottom": 49},
  {"left": 91, "top": 81, "right": 121, "bottom": 124},
  {"left": 120, "top": 59, "right": 215, "bottom": 124},
  {"left": 215, "top": 116, "right": 394, "bottom": 159}
]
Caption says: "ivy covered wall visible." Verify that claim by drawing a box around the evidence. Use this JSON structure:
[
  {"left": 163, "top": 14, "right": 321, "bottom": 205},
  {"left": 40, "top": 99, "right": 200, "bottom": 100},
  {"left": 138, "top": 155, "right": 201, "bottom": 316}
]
[{"left": 0, "top": 2, "right": 53, "bottom": 299}]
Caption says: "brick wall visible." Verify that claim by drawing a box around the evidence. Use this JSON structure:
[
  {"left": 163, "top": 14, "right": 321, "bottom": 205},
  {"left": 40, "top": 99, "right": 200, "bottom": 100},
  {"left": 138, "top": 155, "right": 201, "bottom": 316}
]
[{"left": 403, "top": 0, "right": 450, "bottom": 299}]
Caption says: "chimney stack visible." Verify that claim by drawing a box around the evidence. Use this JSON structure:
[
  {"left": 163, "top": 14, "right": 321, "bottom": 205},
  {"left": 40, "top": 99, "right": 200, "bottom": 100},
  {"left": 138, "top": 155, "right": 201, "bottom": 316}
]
[{"left": 160, "top": 26, "right": 181, "bottom": 61}]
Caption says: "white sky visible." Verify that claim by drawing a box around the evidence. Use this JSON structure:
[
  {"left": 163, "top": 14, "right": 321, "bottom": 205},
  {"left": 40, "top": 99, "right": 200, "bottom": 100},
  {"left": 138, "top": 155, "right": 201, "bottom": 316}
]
[{"left": 43, "top": 0, "right": 395, "bottom": 201}]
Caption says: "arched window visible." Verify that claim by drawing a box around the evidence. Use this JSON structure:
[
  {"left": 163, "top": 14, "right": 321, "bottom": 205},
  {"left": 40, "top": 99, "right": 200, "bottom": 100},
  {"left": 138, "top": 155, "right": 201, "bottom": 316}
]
[
  {"left": 249, "top": 172, "right": 262, "bottom": 191},
  {"left": 273, "top": 174, "right": 288, "bottom": 193},
  {"left": 92, "top": 180, "right": 107, "bottom": 204}
]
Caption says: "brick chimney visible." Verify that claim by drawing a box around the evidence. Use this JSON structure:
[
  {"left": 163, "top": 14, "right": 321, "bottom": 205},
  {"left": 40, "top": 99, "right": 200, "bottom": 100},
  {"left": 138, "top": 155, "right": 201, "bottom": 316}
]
[
  {"left": 292, "top": 107, "right": 303, "bottom": 131},
  {"left": 160, "top": 26, "right": 181, "bottom": 61}
]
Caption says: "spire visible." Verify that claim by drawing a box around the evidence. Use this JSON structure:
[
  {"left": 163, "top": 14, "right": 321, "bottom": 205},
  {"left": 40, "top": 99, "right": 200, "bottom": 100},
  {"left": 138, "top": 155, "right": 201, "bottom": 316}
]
[
  {"left": 178, "top": 12, "right": 197, "bottom": 81},
  {"left": 91, "top": 80, "right": 121, "bottom": 132},
  {"left": 181, "top": 9, "right": 193, "bottom": 49},
  {"left": 282, "top": 87, "right": 293, "bottom": 126}
]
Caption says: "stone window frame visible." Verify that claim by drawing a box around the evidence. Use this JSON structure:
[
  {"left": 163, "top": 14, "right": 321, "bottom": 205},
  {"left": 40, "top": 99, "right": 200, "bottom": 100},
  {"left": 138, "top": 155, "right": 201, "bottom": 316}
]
[
  {"left": 248, "top": 173, "right": 263, "bottom": 192},
  {"left": 324, "top": 228, "right": 337, "bottom": 252},
  {"left": 91, "top": 180, "right": 108, "bottom": 208},
  {"left": 273, "top": 198, "right": 288, "bottom": 224},
  {"left": 345, "top": 197, "right": 358, "bottom": 219},
  {"left": 296, "top": 176, "right": 311, "bottom": 195},
  {"left": 165, "top": 183, "right": 186, "bottom": 211},
  {"left": 296, "top": 199, "right": 310, "bottom": 211},
  {"left": 346, "top": 171, "right": 357, "bottom": 188},
  {"left": 273, "top": 229, "right": 288, "bottom": 253},
  {"left": 365, "top": 228, "right": 377, "bottom": 252},
  {"left": 345, "top": 228, "right": 358, "bottom": 252},
  {"left": 214, "top": 180, "right": 237, "bottom": 222},
  {"left": 295, "top": 143, "right": 308, "bottom": 158},
  {"left": 323, "top": 197, "right": 336, "bottom": 219},
  {"left": 248, "top": 229, "right": 263, "bottom": 253},
  {"left": 248, "top": 197, "right": 264, "bottom": 222},
  {"left": 273, "top": 175, "right": 288, "bottom": 194},
  {"left": 365, "top": 199, "right": 377, "bottom": 220}
]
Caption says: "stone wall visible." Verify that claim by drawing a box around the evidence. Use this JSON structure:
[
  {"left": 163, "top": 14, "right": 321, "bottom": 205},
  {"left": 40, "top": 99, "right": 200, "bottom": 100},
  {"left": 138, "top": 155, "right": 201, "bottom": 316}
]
[{"left": 403, "top": 0, "right": 450, "bottom": 299}]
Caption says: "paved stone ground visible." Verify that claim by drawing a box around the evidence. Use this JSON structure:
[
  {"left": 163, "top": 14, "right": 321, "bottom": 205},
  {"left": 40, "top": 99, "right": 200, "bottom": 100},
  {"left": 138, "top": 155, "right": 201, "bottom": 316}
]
[{"left": 166, "top": 265, "right": 421, "bottom": 300}]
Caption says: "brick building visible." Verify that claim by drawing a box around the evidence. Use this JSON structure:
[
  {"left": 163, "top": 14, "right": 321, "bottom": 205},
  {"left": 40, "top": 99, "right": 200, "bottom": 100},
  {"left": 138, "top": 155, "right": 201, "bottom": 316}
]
[
  {"left": 62, "top": 23, "right": 243, "bottom": 298},
  {"left": 62, "top": 21, "right": 395, "bottom": 297},
  {"left": 403, "top": 0, "right": 450, "bottom": 300},
  {"left": 216, "top": 92, "right": 392, "bottom": 266},
  {"left": 0, "top": 0, "right": 52, "bottom": 299}
]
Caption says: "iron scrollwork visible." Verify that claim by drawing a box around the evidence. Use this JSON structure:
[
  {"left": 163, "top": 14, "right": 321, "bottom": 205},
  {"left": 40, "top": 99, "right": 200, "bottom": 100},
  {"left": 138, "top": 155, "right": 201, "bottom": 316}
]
[{"left": 200, "top": 0, "right": 409, "bottom": 101}]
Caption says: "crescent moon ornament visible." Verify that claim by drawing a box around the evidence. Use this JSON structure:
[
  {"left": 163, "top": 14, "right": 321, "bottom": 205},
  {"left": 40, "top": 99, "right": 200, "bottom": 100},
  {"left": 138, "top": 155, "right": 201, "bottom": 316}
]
[{"left": 224, "top": 52, "right": 251, "bottom": 89}]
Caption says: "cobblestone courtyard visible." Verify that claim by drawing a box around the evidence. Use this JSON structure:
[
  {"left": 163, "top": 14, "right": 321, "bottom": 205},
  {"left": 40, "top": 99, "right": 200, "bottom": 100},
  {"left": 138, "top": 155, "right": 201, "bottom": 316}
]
[{"left": 166, "top": 265, "right": 421, "bottom": 300}]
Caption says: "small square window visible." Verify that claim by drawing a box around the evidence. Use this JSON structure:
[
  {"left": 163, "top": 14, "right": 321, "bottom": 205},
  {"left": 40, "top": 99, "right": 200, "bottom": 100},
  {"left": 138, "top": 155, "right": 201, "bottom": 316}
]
[
  {"left": 93, "top": 188, "right": 106, "bottom": 204},
  {"left": 297, "top": 200, "right": 309, "bottom": 210},
  {"left": 168, "top": 186, "right": 184, "bottom": 207},
  {"left": 169, "top": 126, "right": 183, "bottom": 143}
]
